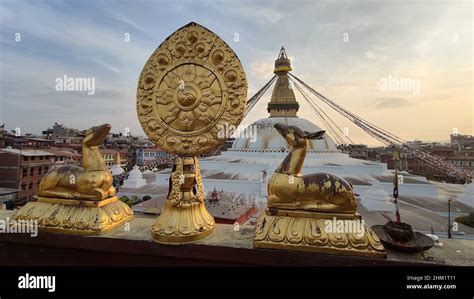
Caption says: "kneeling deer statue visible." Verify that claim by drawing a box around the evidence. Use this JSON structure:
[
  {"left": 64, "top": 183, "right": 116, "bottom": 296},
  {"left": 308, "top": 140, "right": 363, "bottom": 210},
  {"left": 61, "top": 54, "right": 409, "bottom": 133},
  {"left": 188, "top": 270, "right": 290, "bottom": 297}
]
[
  {"left": 267, "top": 123, "right": 356, "bottom": 214},
  {"left": 38, "top": 123, "right": 115, "bottom": 200}
]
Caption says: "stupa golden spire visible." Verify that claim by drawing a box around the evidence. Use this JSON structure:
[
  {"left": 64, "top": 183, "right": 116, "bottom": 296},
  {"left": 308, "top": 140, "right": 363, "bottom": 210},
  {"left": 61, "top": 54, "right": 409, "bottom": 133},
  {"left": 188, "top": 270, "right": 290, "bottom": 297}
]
[{"left": 267, "top": 47, "right": 299, "bottom": 117}]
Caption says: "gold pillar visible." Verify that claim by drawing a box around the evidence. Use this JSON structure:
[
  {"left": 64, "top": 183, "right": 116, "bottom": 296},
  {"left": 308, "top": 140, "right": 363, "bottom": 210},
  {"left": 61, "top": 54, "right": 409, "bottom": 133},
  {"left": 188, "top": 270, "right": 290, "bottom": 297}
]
[{"left": 151, "top": 156, "right": 214, "bottom": 243}]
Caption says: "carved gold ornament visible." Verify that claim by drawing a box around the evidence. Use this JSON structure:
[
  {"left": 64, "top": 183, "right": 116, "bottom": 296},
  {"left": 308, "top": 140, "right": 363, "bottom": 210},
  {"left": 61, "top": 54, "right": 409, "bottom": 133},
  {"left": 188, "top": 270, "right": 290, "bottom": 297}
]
[
  {"left": 137, "top": 22, "right": 247, "bottom": 155},
  {"left": 139, "top": 23, "right": 248, "bottom": 244},
  {"left": 12, "top": 196, "right": 133, "bottom": 235},
  {"left": 254, "top": 123, "right": 386, "bottom": 257},
  {"left": 10, "top": 124, "right": 134, "bottom": 235}
]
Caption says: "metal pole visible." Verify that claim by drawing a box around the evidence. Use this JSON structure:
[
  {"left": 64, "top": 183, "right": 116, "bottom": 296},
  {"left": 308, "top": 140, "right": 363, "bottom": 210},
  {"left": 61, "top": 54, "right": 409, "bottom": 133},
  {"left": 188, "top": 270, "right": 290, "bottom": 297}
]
[{"left": 448, "top": 197, "right": 452, "bottom": 239}]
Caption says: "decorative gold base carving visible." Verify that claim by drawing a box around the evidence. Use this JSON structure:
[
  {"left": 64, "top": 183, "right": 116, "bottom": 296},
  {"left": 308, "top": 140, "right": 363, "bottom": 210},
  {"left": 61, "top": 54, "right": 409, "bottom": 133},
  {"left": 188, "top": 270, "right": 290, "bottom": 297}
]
[
  {"left": 267, "top": 207, "right": 362, "bottom": 220},
  {"left": 11, "top": 196, "right": 133, "bottom": 235},
  {"left": 254, "top": 209, "right": 386, "bottom": 258},
  {"left": 151, "top": 156, "right": 215, "bottom": 244},
  {"left": 151, "top": 200, "right": 215, "bottom": 244}
]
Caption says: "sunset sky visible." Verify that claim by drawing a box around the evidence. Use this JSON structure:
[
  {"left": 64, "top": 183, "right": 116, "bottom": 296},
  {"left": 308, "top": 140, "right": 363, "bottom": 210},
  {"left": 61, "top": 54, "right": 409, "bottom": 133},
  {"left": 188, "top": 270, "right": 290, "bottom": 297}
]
[{"left": 0, "top": 0, "right": 472, "bottom": 146}]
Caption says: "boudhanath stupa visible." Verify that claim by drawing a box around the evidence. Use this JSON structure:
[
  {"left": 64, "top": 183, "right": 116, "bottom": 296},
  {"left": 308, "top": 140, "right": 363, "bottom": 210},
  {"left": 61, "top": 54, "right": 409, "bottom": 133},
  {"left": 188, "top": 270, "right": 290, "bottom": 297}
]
[{"left": 155, "top": 48, "right": 458, "bottom": 211}]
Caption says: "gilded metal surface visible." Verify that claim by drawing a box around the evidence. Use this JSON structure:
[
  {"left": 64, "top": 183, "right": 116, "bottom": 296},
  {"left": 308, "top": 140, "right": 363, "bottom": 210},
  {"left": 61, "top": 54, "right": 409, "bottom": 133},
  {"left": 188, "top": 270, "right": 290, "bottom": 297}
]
[
  {"left": 254, "top": 212, "right": 386, "bottom": 258},
  {"left": 11, "top": 124, "right": 133, "bottom": 235},
  {"left": 151, "top": 156, "right": 214, "bottom": 244},
  {"left": 255, "top": 123, "right": 386, "bottom": 257},
  {"left": 11, "top": 196, "right": 133, "bottom": 235},
  {"left": 141, "top": 22, "right": 247, "bottom": 243},
  {"left": 268, "top": 47, "right": 298, "bottom": 117},
  {"left": 268, "top": 123, "right": 356, "bottom": 213},
  {"left": 36, "top": 196, "right": 118, "bottom": 207},
  {"left": 136, "top": 22, "right": 248, "bottom": 156},
  {"left": 38, "top": 123, "right": 115, "bottom": 201}
]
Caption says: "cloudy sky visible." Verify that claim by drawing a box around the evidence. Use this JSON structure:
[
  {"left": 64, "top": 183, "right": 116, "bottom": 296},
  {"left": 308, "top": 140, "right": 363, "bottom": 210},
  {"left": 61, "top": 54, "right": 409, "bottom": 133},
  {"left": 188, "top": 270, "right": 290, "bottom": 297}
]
[{"left": 0, "top": 0, "right": 472, "bottom": 145}]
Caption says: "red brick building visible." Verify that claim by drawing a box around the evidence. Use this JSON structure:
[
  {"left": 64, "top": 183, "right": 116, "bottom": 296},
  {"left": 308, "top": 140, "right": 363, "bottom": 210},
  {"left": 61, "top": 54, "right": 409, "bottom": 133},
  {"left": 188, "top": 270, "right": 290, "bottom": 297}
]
[
  {"left": 0, "top": 149, "right": 56, "bottom": 204},
  {"left": 44, "top": 147, "right": 82, "bottom": 166}
]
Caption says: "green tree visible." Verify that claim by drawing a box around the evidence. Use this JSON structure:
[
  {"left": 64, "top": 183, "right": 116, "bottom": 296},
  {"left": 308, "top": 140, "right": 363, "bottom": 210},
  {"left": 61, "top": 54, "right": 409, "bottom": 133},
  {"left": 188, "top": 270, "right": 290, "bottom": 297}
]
[{"left": 455, "top": 212, "right": 474, "bottom": 228}]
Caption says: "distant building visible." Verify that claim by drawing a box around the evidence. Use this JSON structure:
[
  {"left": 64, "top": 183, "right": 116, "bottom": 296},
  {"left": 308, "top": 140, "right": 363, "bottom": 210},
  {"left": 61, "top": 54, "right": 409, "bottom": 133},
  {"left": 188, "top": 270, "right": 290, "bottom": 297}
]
[
  {"left": 379, "top": 147, "right": 444, "bottom": 180},
  {"left": 105, "top": 133, "right": 137, "bottom": 151},
  {"left": 44, "top": 147, "right": 82, "bottom": 166},
  {"left": 448, "top": 155, "right": 474, "bottom": 174},
  {"left": 205, "top": 197, "right": 256, "bottom": 225},
  {"left": 448, "top": 133, "right": 474, "bottom": 175},
  {"left": 450, "top": 133, "right": 474, "bottom": 151},
  {"left": 118, "top": 150, "right": 132, "bottom": 168},
  {"left": 100, "top": 149, "right": 130, "bottom": 168},
  {"left": 101, "top": 149, "right": 118, "bottom": 167},
  {"left": 0, "top": 149, "right": 56, "bottom": 203},
  {"left": 135, "top": 146, "right": 169, "bottom": 166},
  {"left": 377, "top": 136, "right": 474, "bottom": 182},
  {"left": 1, "top": 134, "right": 53, "bottom": 149},
  {"left": 348, "top": 144, "right": 368, "bottom": 160},
  {"left": 42, "top": 122, "right": 80, "bottom": 142}
]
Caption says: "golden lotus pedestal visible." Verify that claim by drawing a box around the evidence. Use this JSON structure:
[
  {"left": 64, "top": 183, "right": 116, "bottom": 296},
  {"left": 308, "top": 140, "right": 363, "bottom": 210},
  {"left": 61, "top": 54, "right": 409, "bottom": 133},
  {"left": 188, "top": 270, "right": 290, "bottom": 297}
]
[
  {"left": 151, "top": 156, "right": 215, "bottom": 244},
  {"left": 11, "top": 196, "right": 133, "bottom": 235},
  {"left": 254, "top": 208, "right": 386, "bottom": 258}
]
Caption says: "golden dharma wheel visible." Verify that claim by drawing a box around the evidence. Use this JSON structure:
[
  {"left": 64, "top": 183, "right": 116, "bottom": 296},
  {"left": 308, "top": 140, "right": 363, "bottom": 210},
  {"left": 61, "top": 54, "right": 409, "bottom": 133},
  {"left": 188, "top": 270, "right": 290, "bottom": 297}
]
[{"left": 136, "top": 22, "right": 248, "bottom": 155}]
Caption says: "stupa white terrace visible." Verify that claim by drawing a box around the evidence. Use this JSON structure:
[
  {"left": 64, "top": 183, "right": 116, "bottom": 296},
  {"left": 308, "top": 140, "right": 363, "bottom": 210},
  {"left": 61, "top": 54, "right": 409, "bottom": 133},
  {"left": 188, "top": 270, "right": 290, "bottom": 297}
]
[{"left": 153, "top": 47, "right": 456, "bottom": 211}]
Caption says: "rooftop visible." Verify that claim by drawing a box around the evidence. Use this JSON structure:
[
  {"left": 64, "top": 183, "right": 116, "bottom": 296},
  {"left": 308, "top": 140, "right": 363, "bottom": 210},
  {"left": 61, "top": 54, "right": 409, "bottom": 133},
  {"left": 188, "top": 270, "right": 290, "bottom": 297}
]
[
  {"left": 44, "top": 148, "right": 81, "bottom": 158},
  {"left": 205, "top": 197, "right": 255, "bottom": 221},
  {"left": 100, "top": 149, "right": 119, "bottom": 154},
  {"left": 0, "top": 148, "right": 55, "bottom": 157}
]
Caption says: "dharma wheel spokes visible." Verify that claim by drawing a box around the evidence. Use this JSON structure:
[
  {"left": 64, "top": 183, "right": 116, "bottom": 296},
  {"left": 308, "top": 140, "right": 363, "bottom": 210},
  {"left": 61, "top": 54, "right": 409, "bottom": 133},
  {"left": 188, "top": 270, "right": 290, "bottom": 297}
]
[{"left": 137, "top": 22, "right": 247, "bottom": 243}]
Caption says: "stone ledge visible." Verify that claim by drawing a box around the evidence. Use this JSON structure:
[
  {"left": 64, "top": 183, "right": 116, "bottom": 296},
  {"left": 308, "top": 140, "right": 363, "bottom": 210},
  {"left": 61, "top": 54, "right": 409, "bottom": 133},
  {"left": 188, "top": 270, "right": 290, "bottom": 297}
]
[{"left": 0, "top": 211, "right": 470, "bottom": 266}]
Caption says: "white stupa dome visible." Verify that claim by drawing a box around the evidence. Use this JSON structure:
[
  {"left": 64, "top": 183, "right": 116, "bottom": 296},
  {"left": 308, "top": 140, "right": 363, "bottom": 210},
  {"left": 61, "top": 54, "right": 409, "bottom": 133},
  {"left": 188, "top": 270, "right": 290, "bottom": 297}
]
[
  {"left": 110, "top": 152, "right": 125, "bottom": 176},
  {"left": 110, "top": 164, "right": 125, "bottom": 176},
  {"left": 231, "top": 117, "right": 338, "bottom": 152},
  {"left": 361, "top": 185, "right": 394, "bottom": 212},
  {"left": 122, "top": 166, "right": 146, "bottom": 189}
]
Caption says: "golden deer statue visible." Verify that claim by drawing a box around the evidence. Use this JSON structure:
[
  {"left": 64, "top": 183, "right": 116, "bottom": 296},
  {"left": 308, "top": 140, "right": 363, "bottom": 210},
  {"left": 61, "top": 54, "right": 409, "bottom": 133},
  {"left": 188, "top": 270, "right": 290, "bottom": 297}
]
[
  {"left": 12, "top": 123, "right": 133, "bottom": 235},
  {"left": 268, "top": 123, "right": 356, "bottom": 214},
  {"left": 38, "top": 123, "right": 115, "bottom": 200},
  {"left": 254, "top": 123, "right": 386, "bottom": 258}
]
